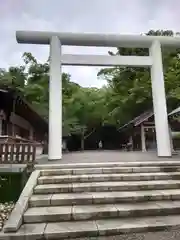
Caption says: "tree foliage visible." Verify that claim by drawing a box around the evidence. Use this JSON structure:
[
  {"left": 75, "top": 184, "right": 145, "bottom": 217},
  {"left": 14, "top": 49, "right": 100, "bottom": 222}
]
[{"left": 98, "top": 29, "right": 180, "bottom": 124}]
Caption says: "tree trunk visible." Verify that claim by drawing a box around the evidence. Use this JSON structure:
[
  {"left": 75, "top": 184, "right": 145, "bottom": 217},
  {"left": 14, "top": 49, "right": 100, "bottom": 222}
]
[
  {"left": 81, "top": 137, "right": 84, "bottom": 151},
  {"left": 81, "top": 129, "right": 85, "bottom": 151}
]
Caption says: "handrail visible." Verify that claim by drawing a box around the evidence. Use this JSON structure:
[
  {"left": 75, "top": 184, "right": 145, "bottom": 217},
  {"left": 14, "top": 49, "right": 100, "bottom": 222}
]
[{"left": 0, "top": 135, "right": 42, "bottom": 145}]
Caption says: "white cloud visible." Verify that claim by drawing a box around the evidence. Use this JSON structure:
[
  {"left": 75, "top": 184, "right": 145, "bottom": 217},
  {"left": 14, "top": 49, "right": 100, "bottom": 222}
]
[{"left": 0, "top": 0, "right": 180, "bottom": 87}]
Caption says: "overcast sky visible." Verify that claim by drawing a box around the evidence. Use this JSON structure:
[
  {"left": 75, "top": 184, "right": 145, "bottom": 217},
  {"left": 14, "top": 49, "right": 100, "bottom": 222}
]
[{"left": 0, "top": 0, "right": 180, "bottom": 88}]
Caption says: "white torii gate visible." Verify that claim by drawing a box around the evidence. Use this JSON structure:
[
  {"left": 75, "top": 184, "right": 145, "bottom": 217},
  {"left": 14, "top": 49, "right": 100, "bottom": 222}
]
[{"left": 16, "top": 31, "right": 180, "bottom": 160}]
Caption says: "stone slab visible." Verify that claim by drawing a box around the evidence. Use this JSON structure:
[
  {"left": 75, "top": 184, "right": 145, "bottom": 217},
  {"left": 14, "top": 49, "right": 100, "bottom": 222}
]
[
  {"left": 33, "top": 180, "right": 180, "bottom": 194},
  {"left": 0, "top": 223, "right": 46, "bottom": 240},
  {"left": 67, "top": 230, "right": 180, "bottom": 240},
  {"left": 92, "top": 189, "right": 180, "bottom": 203},
  {"left": 73, "top": 168, "right": 103, "bottom": 175},
  {"left": 3, "top": 170, "right": 40, "bottom": 233},
  {"left": 20, "top": 170, "right": 41, "bottom": 197},
  {"left": 31, "top": 189, "right": 174, "bottom": 207},
  {"left": 162, "top": 189, "right": 180, "bottom": 200},
  {"left": 38, "top": 172, "right": 180, "bottom": 184},
  {"left": 24, "top": 205, "right": 72, "bottom": 223},
  {"left": 156, "top": 200, "right": 180, "bottom": 209},
  {"left": 96, "top": 215, "right": 180, "bottom": 236},
  {"left": 1, "top": 219, "right": 180, "bottom": 240},
  {"left": 35, "top": 160, "right": 180, "bottom": 171},
  {"left": 34, "top": 183, "right": 72, "bottom": 194},
  {"left": 71, "top": 180, "right": 180, "bottom": 193},
  {"left": 0, "top": 164, "right": 26, "bottom": 173},
  {"left": 39, "top": 165, "right": 180, "bottom": 176},
  {"left": 40, "top": 168, "right": 73, "bottom": 176},
  {"left": 3, "top": 215, "right": 179, "bottom": 239},
  {"left": 51, "top": 192, "right": 93, "bottom": 205},
  {"left": 115, "top": 202, "right": 161, "bottom": 217},
  {"left": 29, "top": 194, "right": 53, "bottom": 207},
  {"left": 25, "top": 200, "right": 180, "bottom": 223},
  {"left": 72, "top": 204, "right": 118, "bottom": 220},
  {"left": 44, "top": 220, "right": 98, "bottom": 239}
]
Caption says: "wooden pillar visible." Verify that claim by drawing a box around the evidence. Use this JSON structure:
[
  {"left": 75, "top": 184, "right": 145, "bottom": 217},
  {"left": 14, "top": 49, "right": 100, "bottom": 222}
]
[
  {"left": 129, "top": 135, "right": 133, "bottom": 150},
  {"left": 29, "top": 127, "right": 34, "bottom": 140},
  {"left": 141, "top": 124, "right": 146, "bottom": 152},
  {"left": 0, "top": 119, "right": 2, "bottom": 135},
  {"left": 0, "top": 110, "right": 6, "bottom": 135},
  {"left": 62, "top": 138, "right": 66, "bottom": 150}
]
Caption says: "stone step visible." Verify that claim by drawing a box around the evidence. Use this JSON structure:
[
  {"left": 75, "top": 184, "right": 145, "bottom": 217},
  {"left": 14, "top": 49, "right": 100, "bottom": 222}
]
[
  {"left": 68, "top": 230, "right": 180, "bottom": 240},
  {"left": 36, "top": 161, "right": 180, "bottom": 171},
  {"left": 40, "top": 165, "right": 180, "bottom": 176},
  {"left": 38, "top": 172, "right": 180, "bottom": 184},
  {"left": 2, "top": 215, "right": 180, "bottom": 239},
  {"left": 24, "top": 200, "right": 180, "bottom": 223},
  {"left": 34, "top": 180, "right": 180, "bottom": 194},
  {"left": 29, "top": 189, "right": 180, "bottom": 207}
]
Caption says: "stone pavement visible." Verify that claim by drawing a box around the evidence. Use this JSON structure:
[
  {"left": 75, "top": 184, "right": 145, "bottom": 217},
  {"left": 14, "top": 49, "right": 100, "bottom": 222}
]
[{"left": 36, "top": 150, "right": 180, "bottom": 165}]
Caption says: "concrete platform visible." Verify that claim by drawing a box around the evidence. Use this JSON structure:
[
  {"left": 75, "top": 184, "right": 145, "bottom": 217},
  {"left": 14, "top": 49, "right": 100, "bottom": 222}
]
[
  {"left": 36, "top": 150, "right": 180, "bottom": 165},
  {"left": 0, "top": 164, "right": 26, "bottom": 173}
]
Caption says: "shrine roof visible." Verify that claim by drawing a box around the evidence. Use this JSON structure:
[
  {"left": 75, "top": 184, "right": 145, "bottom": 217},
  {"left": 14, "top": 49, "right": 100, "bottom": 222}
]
[
  {"left": 0, "top": 87, "right": 48, "bottom": 133},
  {"left": 169, "top": 106, "right": 180, "bottom": 117},
  {"left": 118, "top": 110, "right": 153, "bottom": 131}
]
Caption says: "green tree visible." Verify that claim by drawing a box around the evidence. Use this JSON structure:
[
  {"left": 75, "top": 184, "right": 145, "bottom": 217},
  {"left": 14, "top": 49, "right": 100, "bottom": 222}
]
[
  {"left": 64, "top": 87, "right": 106, "bottom": 150},
  {"left": 98, "top": 29, "right": 180, "bottom": 126},
  {"left": 0, "top": 66, "right": 26, "bottom": 89}
]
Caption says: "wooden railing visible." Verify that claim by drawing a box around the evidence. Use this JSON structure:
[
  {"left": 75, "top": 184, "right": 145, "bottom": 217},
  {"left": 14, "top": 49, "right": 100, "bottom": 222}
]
[
  {"left": 0, "top": 143, "right": 37, "bottom": 164},
  {"left": 0, "top": 135, "right": 38, "bottom": 144}
]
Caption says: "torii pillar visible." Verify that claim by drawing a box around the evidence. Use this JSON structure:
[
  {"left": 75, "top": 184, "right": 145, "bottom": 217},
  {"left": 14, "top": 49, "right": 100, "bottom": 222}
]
[
  {"left": 48, "top": 36, "right": 62, "bottom": 160},
  {"left": 150, "top": 40, "right": 171, "bottom": 157}
]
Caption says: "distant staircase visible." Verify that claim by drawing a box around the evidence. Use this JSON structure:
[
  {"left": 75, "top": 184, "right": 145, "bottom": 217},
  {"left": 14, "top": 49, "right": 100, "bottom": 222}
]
[{"left": 2, "top": 160, "right": 180, "bottom": 239}]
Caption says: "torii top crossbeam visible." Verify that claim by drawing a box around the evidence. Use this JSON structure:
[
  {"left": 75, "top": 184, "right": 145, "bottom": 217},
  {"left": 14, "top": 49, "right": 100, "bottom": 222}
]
[{"left": 16, "top": 31, "right": 180, "bottom": 48}]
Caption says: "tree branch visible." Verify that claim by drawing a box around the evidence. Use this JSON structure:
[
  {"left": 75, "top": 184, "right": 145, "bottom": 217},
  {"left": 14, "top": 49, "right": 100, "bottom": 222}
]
[{"left": 84, "top": 128, "right": 96, "bottom": 140}]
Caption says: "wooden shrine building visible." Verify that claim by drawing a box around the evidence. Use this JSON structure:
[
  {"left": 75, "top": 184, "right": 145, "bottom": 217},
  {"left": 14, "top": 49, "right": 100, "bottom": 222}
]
[
  {"left": 119, "top": 108, "right": 180, "bottom": 152},
  {"left": 0, "top": 87, "right": 48, "bottom": 143}
]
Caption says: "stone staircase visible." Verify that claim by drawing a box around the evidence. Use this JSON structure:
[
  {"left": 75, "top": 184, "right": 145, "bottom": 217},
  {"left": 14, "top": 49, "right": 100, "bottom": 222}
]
[{"left": 2, "top": 161, "right": 180, "bottom": 239}]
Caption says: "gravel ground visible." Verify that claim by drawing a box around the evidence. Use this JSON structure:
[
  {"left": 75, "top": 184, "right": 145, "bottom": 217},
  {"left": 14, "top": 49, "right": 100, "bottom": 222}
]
[{"left": 0, "top": 202, "right": 15, "bottom": 231}]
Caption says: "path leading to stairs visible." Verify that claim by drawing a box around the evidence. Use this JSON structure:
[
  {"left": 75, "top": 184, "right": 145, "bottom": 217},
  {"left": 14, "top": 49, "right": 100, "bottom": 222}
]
[{"left": 36, "top": 150, "right": 180, "bottom": 165}]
